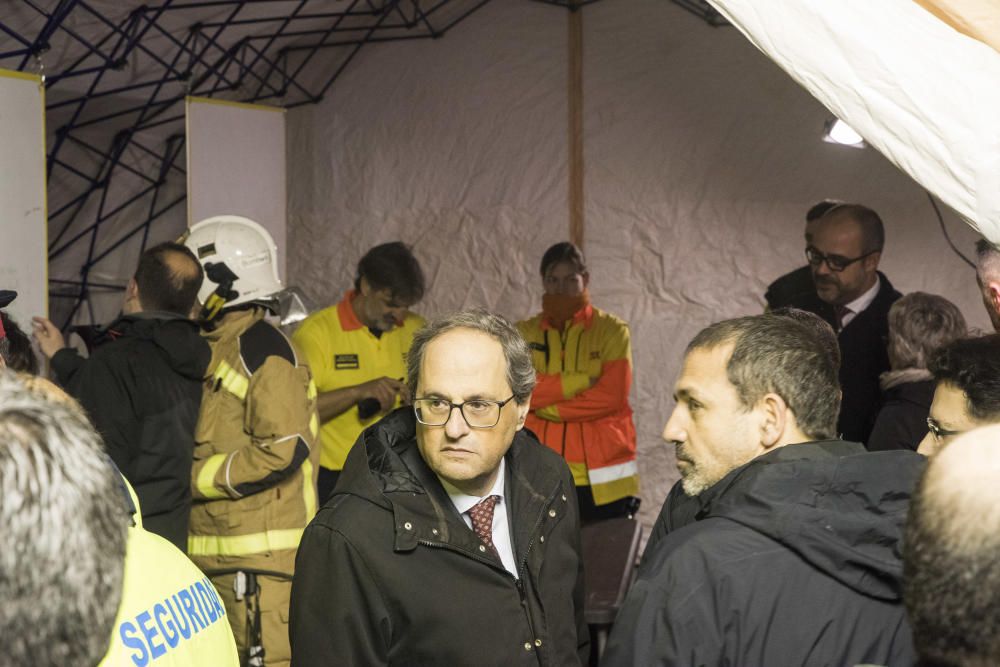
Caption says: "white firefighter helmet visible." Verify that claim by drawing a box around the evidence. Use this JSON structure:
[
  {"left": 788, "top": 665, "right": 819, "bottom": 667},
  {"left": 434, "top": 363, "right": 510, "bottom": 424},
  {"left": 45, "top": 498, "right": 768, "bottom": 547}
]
[{"left": 185, "top": 215, "right": 283, "bottom": 311}]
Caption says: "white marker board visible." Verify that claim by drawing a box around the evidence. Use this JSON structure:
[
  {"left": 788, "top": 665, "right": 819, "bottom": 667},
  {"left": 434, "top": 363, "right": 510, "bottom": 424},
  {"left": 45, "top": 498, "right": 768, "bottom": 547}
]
[
  {"left": 186, "top": 96, "right": 287, "bottom": 279},
  {"left": 0, "top": 68, "right": 47, "bottom": 325}
]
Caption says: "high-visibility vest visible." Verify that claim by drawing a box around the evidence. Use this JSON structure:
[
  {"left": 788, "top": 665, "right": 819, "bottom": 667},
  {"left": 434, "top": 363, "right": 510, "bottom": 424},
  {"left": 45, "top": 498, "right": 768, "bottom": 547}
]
[
  {"left": 99, "top": 526, "right": 240, "bottom": 666},
  {"left": 517, "top": 304, "right": 639, "bottom": 505}
]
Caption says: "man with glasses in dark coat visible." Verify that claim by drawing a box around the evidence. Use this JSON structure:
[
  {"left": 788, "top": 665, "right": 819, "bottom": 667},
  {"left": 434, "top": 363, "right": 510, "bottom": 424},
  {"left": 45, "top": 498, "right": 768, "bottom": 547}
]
[
  {"left": 290, "top": 310, "right": 588, "bottom": 666},
  {"left": 806, "top": 203, "right": 901, "bottom": 444}
]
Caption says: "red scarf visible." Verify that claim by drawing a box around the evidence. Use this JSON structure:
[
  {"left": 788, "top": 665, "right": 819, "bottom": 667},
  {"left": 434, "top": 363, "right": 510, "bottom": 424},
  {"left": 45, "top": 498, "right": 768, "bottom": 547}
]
[{"left": 542, "top": 290, "right": 590, "bottom": 329}]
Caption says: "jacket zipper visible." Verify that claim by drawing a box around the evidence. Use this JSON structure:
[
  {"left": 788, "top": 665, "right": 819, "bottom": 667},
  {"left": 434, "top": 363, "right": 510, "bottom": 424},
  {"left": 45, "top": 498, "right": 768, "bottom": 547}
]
[
  {"left": 415, "top": 485, "right": 562, "bottom": 663},
  {"left": 572, "top": 324, "right": 582, "bottom": 372},
  {"left": 514, "top": 484, "right": 563, "bottom": 663}
]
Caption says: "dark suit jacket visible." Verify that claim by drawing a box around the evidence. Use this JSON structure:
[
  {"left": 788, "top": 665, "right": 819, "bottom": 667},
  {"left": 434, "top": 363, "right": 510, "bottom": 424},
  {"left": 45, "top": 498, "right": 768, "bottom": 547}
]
[
  {"left": 836, "top": 272, "right": 901, "bottom": 444},
  {"left": 764, "top": 265, "right": 837, "bottom": 327}
]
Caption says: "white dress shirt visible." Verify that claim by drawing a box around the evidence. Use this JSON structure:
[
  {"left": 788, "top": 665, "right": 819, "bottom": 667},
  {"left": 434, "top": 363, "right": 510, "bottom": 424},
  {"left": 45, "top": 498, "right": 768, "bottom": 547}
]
[
  {"left": 439, "top": 458, "right": 518, "bottom": 577},
  {"left": 840, "top": 275, "right": 881, "bottom": 329}
]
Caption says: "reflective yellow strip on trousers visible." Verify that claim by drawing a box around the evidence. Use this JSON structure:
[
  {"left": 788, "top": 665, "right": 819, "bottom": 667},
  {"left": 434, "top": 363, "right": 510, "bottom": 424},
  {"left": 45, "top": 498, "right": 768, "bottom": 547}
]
[{"left": 188, "top": 528, "right": 305, "bottom": 558}]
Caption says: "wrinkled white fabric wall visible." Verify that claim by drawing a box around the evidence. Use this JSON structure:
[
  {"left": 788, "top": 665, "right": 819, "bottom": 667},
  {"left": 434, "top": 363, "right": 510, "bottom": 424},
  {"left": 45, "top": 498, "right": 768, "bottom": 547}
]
[
  {"left": 287, "top": 2, "right": 568, "bottom": 319},
  {"left": 287, "top": 0, "right": 989, "bottom": 535}
]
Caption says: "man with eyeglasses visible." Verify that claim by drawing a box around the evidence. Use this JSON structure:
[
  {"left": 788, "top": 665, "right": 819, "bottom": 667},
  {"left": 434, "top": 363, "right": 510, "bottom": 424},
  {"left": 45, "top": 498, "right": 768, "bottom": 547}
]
[
  {"left": 289, "top": 310, "right": 588, "bottom": 666},
  {"left": 806, "top": 203, "right": 901, "bottom": 445},
  {"left": 917, "top": 335, "right": 1000, "bottom": 457},
  {"left": 763, "top": 199, "right": 841, "bottom": 325}
]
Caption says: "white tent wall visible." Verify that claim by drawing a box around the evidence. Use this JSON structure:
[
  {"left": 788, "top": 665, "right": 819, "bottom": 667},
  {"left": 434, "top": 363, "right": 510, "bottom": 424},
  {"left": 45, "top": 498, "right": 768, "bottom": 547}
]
[
  {"left": 287, "top": 2, "right": 569, "bottom": 317},
  {"left": 287, "top": 0, "right": 988, "bottom": 535}
]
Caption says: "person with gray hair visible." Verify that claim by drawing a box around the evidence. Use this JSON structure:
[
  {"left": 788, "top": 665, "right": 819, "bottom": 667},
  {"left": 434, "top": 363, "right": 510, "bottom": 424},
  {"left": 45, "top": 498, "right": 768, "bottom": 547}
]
[
  {"left": 904, "top": 423, "right": 1000, "bottom": 667},
  {"left": 869, "top": 292, "right": 967, "bottom": 451},
  {"left": 0, "top": 370, "right": 129, "bottom": 666},
  {"left": 603, "top": 313, "right": 924, "bottom": 667},
  {"left": 975, "top": 238, "right": 1000, "bottom": 332},
  {"left": 290, "top": 309, "right": 588, "bottom": 665}
]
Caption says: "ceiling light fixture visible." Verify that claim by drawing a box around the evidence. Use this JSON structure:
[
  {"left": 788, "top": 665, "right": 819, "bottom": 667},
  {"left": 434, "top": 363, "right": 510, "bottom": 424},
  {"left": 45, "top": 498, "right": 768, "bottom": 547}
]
[{"left": 823, "top": 118, "right": 866, "bottom": 148}]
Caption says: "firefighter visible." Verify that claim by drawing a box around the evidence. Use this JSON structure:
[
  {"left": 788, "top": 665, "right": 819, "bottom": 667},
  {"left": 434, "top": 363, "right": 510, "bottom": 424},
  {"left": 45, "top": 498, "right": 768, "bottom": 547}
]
[{"left": 183, "top": 216, "right": 319, "bottom": 667}]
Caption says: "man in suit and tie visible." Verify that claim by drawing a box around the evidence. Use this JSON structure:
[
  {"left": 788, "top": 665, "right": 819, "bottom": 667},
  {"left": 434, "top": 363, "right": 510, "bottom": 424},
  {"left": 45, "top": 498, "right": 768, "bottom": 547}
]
[
  {"left": 289, "top": 310, "right": 588, "bottom": 666},
  {"left": 806, "top": 203, "right": 901, "bottom": 445}
]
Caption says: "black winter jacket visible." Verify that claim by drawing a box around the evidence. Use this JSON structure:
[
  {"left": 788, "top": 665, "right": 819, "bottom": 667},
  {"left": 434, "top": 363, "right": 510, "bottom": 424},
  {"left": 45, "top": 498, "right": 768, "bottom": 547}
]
[
  {"left": 53, "top": 313, "right": 209, "bottom": 551},
  {"left": 605, "top": 440, "right": 924, "bottom": 667},
  {"left": 868, "top": 379, "right": 935, "bottom": 451},
  {"left": 289, "top": 408, "right": 589, "bottom": 666},
  {"left": 837, "top": 273, "right": 902, "bottom": 444}
]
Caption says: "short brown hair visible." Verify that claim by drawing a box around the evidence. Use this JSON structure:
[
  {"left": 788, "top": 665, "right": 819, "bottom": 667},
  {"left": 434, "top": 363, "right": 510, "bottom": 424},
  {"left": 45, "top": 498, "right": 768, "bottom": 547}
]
[
  {"left": 687, "top": 314, "right": 840, "bottom": 439},
  {"left": 134, "top": 242, "right": 204, "bottom": 315},
  {"left": 822, "top": 203, "right": 885, "bottom": 253}
]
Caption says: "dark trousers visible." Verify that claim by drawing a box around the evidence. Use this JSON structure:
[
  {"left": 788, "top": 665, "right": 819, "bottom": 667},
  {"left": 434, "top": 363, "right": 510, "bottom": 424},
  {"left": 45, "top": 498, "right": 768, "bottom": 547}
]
[
  {"left": 317, "top": 467, "right": 341, "bottom": 507},
  {"left": 575, "top": 485, "right": 639, "bottom": 525}
]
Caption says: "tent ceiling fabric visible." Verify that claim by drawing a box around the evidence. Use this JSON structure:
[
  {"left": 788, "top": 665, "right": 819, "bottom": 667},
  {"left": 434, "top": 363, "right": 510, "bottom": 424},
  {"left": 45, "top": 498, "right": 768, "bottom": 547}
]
[
  {"left": 915, "top": 0, "right": 1000, "bottom": 53},
  {"left": 0, "top": 0, "right": 493, "bottom": 326},
  {"left": 707, "top": 0, "right": 1000, "bottom": 244}
]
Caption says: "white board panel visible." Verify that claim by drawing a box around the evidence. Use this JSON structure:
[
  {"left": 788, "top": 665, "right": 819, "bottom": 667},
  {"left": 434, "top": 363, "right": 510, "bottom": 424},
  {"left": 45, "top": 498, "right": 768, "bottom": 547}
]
[
  {"left": 186, "top": 97, "right": 287, "bottom": 278},
  {"left": 0, "top": 68, "right": 47, "bottom": 325}
]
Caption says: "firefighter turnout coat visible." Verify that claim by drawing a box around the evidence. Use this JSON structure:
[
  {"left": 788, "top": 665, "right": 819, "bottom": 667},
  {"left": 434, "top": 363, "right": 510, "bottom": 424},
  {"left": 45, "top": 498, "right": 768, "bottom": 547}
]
[{"left": 188, "top": 307, "right": 320, "bottom": 577}]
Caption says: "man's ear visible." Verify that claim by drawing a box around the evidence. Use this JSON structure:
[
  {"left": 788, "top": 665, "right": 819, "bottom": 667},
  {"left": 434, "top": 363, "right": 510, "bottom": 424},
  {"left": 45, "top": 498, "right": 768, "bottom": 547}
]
[
  {"left": 864, "top": 250, "right": 882, "bottom": 272},
  {"left": 514, "top": 400, "right": 530, "bottom": 431},
  {"left": 124, "top": 278, "right": 142, "bottom": 311},
  {"left": 757, "top": 392, "right": 789, "bottom": 449},
  {"left": 358, "top": 276, "right": 372, "bottom": 297},
  {"left": 987, "top": 281, "right": 1000, "bottom": 315}
]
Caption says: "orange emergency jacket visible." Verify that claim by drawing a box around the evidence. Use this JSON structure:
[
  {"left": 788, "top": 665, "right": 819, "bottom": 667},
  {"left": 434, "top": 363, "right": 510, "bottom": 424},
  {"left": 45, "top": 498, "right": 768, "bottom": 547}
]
[{"left": 517, "top": 305, "right": 639, "bottom": 505}]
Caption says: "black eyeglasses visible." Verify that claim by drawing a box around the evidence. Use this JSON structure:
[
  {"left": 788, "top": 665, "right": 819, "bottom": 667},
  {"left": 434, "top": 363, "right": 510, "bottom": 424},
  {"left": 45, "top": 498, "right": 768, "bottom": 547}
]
[
  {"left": 413, "top": 396, "right": 516, "bottom": 429},
  {"left": 926, "top": 417, "right": 964, "bottom": 443},
  {"left": 805, "top": 246, "right": 880, "bottom": 272}
]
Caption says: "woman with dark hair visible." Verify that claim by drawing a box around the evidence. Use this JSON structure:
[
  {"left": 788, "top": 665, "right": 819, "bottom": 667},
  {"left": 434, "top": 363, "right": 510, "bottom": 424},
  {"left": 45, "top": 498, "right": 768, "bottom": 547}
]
[
  {"left": 868, "top": 292, "right": 966, "bottom": 451},
  {"left": 517, "top": 242, "right": 639, "bottom": 523}
]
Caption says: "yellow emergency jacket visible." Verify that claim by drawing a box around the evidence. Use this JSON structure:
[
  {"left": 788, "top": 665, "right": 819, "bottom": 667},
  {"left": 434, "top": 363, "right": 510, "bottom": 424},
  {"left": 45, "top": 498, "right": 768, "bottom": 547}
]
[
  {"left": 101, "top": 479, "right": 239, "bottom": 666},
  {"left": 188, "top": 308, "right": 320, "bottom": 577},
  {"left": 517, "top": 304, "right": 639, "bottom": 505}
]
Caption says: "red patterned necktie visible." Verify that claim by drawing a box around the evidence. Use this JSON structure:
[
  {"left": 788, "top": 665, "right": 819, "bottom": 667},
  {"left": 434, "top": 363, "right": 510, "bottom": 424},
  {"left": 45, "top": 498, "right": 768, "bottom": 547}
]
[
  {"left": 835, "top": 304, "right": 852, "bottom": 331},
  {"left": 468, "top": 495, "right": 501, "bottom": 559}
]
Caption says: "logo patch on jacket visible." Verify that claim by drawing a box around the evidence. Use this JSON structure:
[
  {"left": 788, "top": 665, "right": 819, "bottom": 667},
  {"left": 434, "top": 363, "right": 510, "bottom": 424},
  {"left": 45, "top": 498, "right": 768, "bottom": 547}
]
[
  {"left": 334, "top": 354, "right": 360, "bottom": 370},
  {"left": 590, "top": 351, "right": 600, "bottom": 360}
]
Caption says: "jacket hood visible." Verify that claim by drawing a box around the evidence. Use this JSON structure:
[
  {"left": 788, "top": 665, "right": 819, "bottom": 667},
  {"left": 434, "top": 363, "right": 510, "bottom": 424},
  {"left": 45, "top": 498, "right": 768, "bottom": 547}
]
[
  {"left": 699, "top": 440, "right": 925, "bottom": 601},
  {"left": 334, "top": 407, "right": 426, "bottom": 510},
  {"left": 113, "top": 313, "right": 210, "bottom": 380}
]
